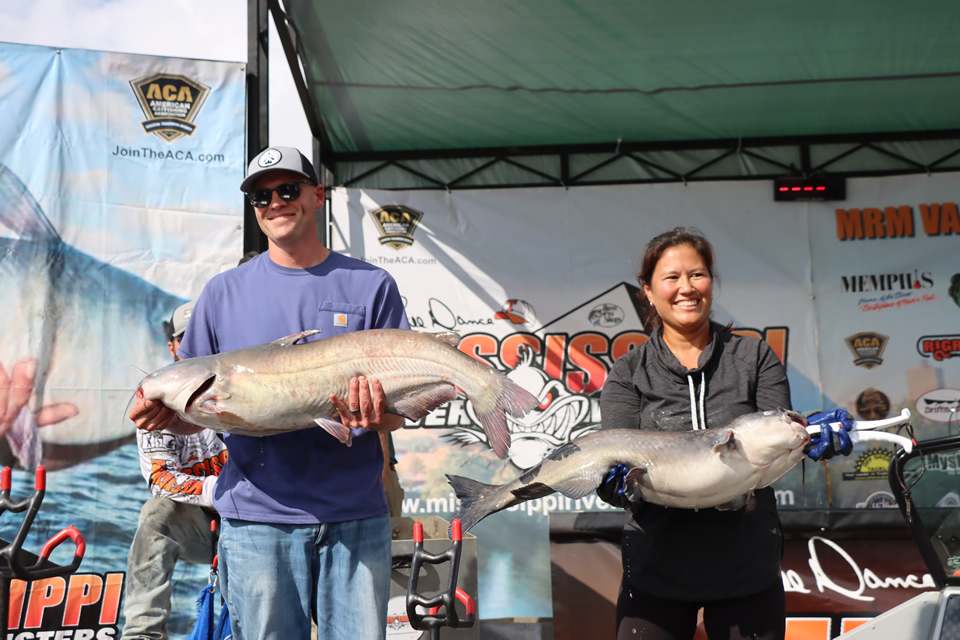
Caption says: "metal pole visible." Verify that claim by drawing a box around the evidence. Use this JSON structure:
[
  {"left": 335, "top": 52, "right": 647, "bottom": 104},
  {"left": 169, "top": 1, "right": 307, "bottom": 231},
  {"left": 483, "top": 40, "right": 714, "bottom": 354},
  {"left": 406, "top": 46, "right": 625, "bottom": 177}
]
[{"left": 244, "top": 0, "right": 269, "bottom": 254}]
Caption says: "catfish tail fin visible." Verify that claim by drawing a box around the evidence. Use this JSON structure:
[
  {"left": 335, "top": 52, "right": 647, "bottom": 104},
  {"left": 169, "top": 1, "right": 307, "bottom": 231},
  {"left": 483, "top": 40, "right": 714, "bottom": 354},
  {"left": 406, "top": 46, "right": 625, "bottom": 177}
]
[{"left": 447, "top": 474, "right": 502, "bottom": 534}]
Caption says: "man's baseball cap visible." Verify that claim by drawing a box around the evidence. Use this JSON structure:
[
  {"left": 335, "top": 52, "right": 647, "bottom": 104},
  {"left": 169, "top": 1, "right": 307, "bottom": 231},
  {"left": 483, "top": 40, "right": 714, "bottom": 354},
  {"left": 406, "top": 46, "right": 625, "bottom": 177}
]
[
  {"left": 170, "top": 301, "right": 195, "bottom": 339},
  {"left": 240, "top": 146, "right": 318, "bottom": 192}
]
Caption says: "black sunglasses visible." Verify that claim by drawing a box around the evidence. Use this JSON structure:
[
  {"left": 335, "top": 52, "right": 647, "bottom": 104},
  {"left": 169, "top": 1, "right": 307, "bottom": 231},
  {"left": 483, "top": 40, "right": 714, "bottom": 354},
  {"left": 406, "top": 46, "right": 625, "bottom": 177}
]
[{"left": 245, "top": 181, "right": 314, "bottom": 208}]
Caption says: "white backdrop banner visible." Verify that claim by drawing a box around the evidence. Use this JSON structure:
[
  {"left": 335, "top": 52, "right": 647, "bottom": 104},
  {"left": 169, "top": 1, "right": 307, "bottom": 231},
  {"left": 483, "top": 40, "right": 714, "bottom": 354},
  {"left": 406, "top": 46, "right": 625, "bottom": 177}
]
[{"left": 332, "top": 174, "right": 959, "bottom": 620}]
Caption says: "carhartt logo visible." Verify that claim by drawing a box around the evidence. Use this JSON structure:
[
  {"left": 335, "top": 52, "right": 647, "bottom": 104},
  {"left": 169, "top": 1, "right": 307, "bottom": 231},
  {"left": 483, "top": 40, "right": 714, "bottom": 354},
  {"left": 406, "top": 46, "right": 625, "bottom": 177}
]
[
  {"left": 334, "top": 314, "right": 348, "bottom": 327},
  {"left": 130, "top": 73, "right": 211, "bottom": 143}
]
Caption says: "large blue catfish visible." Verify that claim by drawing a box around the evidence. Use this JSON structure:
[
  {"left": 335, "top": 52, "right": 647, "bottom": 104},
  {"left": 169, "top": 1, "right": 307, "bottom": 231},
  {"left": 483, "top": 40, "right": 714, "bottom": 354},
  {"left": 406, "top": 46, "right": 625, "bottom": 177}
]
[
  {"left": 448, "top": 409, "right": 812, "bottom": 532},
  {"left": 0, "top": 163, "right": 183, "bottom": 470},
  {"left": 136, "top": 329, "right": 538, "bottom": 460}
]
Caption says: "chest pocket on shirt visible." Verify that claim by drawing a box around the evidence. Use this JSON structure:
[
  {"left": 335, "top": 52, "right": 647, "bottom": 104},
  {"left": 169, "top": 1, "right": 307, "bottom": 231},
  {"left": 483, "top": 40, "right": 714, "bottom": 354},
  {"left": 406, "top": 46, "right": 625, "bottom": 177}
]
[{"left": 318, "top": 301, "right": 367, "bottom": 335}]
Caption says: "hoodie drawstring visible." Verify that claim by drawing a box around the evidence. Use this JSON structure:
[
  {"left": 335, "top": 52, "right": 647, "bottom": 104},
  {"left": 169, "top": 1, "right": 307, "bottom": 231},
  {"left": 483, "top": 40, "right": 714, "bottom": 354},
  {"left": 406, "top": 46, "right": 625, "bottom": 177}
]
[{"left": 686, "top": 372, "right": 707, "bottom": 430}]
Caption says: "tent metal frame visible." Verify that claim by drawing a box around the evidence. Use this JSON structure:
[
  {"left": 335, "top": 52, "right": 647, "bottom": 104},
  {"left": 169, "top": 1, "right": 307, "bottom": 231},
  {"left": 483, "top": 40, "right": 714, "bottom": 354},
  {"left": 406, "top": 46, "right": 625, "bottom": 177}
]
[
  {"left": 328, "top": 129, "right": 960, "bottom": 191},
  {"left": 262, "top": 0, "right": 960, "bottom": 189},
  {"left": 247, "top": 0, "right": 960, "bottom": 250}
]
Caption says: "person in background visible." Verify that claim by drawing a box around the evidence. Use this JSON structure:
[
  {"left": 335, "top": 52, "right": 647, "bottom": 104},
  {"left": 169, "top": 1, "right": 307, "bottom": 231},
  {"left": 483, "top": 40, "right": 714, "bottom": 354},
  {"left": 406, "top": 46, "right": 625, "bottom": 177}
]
[
  {"left": 129, "top": 146, "right": 409, "bottom": 640},
  {"left": 121, "top": 300, "right": 228, "bottom": 640},
  {"left": 596, "top": 227, "right": 849, "bottom": 640}
]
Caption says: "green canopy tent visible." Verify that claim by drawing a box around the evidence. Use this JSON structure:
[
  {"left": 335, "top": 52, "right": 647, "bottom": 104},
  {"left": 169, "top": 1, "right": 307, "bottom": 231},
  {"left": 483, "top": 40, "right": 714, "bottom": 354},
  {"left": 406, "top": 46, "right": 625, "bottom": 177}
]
[
  {"left": 241, "top": 2, "right": 960, "bottom": 634},
  {"left": 246, "top": 0, "right": 960, "bottom": 231}
]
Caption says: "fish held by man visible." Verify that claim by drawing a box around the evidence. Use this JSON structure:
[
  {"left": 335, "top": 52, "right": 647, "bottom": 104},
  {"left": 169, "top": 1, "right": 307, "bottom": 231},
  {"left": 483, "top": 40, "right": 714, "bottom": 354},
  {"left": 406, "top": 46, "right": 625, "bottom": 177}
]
[
  {"left": 135, "top": 328, "right": 538, "bottom": 459},
  {"left": 447, "top": 409, "right": 811, "bottom": 532}
]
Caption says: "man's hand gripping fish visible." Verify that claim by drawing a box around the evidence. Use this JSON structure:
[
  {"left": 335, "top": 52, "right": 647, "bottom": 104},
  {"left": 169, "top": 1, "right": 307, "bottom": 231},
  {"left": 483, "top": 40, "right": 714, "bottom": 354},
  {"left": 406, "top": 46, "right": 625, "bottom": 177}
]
[
  {"left": 448, "top": 409, "right": 811, "bottom": 531},
  {"left": 135, "top": 328, "right": 537, "bottom": 459}
]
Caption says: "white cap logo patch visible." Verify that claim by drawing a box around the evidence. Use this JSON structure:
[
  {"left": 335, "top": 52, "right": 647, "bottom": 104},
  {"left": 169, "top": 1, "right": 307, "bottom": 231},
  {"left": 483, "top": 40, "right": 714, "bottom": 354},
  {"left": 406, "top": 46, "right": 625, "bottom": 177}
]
[{"left": 258, "top": 148, "right": 282, "bottom": 167}]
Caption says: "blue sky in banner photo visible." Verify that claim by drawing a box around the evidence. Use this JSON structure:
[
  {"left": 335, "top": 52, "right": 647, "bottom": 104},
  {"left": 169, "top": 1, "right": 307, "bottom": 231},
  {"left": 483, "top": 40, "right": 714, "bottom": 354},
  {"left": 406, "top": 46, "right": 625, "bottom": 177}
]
[{"left": 0, "top": 0, "right": 312, "bottom": 153}]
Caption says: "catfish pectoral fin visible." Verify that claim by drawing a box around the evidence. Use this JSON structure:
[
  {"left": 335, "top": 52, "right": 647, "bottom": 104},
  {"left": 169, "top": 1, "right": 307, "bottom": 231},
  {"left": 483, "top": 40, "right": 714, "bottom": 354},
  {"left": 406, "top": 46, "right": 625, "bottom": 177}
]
[
  {"left": 711, "top": 429, "right": 737, "bottom": 455},
  {"left": 313, "top": 417, "right": 353, "bottom": 446},
  {"left": 548, "top": 477, "right": 602, "bottom": 500},
  {"left": 390, "top": 384, "right": 459, "bottom": 422},
  {"left": 715, "top": 494, "right": 750, "bottom": 511},
  {"left": 623, "top": 467, "right": 648, "bottom": 503}
]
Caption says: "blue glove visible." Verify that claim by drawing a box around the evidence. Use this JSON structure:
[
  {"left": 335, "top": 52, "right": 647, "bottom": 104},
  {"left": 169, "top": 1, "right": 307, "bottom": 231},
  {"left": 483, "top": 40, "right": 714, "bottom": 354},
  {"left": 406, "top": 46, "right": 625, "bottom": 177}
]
[
  {"left": 596, "top": 463, "right": 631, "bottom": 508},
  {"left": 805, "top": 409, "right": 854, "bottom": 461}
]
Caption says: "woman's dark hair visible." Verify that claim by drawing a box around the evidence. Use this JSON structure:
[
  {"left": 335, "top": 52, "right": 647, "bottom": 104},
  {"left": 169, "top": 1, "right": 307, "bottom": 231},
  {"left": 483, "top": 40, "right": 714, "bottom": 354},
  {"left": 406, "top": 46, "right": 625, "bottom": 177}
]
[{"left": 635, "top": 227, "right": 719, "bottom": 330}]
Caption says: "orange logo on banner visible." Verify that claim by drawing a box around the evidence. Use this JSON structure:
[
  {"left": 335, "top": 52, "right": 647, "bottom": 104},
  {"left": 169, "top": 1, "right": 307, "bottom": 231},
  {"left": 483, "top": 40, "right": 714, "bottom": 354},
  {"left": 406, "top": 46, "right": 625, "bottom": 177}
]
[
  {"left": 836, "top": 202, "right": 960, "bottom": 239},
  {"left": 785, "top": 618, "right": 831, "bottom": 639}
]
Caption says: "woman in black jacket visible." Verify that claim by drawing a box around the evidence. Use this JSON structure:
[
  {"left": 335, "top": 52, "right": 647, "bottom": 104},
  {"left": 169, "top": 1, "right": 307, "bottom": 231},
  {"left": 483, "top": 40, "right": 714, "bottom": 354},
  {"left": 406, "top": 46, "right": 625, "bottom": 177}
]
[{"left": 599, "top": 227, "right": 790, "bottom": 640}]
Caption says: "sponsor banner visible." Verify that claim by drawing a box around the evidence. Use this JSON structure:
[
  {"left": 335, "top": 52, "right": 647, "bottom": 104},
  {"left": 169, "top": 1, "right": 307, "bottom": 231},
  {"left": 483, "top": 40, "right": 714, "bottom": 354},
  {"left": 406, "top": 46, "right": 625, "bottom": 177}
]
[
  {"left": 332, "top": 174, "right": 958, "bottom": 620},
  {"left": 810, "top": 173, "right": 960, "bottom": 510},
  {"left": 551, "top": 524, "right": 933, "bottom": 640},
  {"left": 780, "top": 531, "right": 934, "bottom": 638},
  {"left": 0, "top": 42, "right": 243, "bottom": 636},
  {"left": 7, "top": 573, "right": 125, "bottom": 638}
]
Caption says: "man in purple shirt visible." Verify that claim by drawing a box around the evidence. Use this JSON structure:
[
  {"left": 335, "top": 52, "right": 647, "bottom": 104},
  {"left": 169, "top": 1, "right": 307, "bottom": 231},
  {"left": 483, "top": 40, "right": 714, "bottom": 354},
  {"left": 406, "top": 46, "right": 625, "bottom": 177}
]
[{"left": 129, "top": 146, "right": 409, "bottom": 639}]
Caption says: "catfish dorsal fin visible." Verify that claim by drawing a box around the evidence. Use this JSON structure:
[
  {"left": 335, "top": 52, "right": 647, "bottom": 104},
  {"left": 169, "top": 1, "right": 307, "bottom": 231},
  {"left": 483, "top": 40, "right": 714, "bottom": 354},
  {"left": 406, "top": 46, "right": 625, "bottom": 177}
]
[
  {"left": 712, "top": 429, "right": 738, "bottom": 455},
  {"left": 270, "top": 329, "right": 323, "bottom": 347},
  {"left": 431, "top": 331, "right": 462, "bottom": 347}
]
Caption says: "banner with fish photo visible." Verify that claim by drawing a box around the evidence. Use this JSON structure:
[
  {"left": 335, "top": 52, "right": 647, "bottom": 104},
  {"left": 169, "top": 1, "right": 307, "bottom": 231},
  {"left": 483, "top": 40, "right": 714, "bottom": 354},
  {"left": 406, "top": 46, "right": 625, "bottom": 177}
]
[
  {"left": 332, "top": 175, "right": 958, "bottom": 623},
  {"left": 0, "top": 42, "right": 244, "bottom": 637}
]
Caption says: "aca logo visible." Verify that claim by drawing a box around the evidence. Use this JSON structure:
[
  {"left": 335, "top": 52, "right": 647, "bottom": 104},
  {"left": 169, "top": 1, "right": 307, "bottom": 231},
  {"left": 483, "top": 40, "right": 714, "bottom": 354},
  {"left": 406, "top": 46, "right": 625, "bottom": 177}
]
[
  {"left": 129, "top": 72, "right": 211, "bottom": 142},
  {"left": 369, "top": 205, "right": 423, "bottom": 249},
  {"left": 845, "top": 332, "right": 889, "bottom": 369}
]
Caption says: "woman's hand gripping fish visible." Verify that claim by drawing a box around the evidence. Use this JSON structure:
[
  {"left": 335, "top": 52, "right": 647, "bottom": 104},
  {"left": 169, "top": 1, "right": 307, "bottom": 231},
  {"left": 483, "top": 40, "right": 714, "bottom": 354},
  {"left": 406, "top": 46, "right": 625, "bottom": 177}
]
[
  {"left": 448, "top": 409, "right": 811, "bottom": 531},
  {"left": 135, "top": 328, "right": 537, "bottom": 459}
]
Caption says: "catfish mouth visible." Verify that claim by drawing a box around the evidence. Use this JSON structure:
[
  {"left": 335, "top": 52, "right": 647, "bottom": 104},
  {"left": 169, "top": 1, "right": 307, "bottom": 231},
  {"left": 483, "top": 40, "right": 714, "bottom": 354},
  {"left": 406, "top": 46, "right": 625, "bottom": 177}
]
[
  {"left": 773, "top": 410, "right": 811, "bottom": 453},
  {"left": 184, "top": 375, "right": 216, "bottom": 412},
  {"left": 780, "top": 409, "right": 808, "bottom": 428}
]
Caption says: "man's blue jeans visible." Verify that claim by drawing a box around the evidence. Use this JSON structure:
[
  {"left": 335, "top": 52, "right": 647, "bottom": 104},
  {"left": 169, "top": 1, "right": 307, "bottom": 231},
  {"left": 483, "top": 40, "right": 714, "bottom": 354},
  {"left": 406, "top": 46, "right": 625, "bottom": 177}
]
[{"left": 218, "top": 514, "right": 391, "bottom": 640}]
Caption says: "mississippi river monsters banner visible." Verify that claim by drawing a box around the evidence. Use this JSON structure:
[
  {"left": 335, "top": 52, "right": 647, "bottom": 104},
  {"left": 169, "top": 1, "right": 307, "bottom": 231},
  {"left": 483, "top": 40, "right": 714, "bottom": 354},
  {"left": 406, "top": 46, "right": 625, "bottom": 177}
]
[
  {"left": 0, "top": 43, "right": 244, "bottom": 637},
  {"left": 332, "top": 174, "right": 959, "bottom": 625}
]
